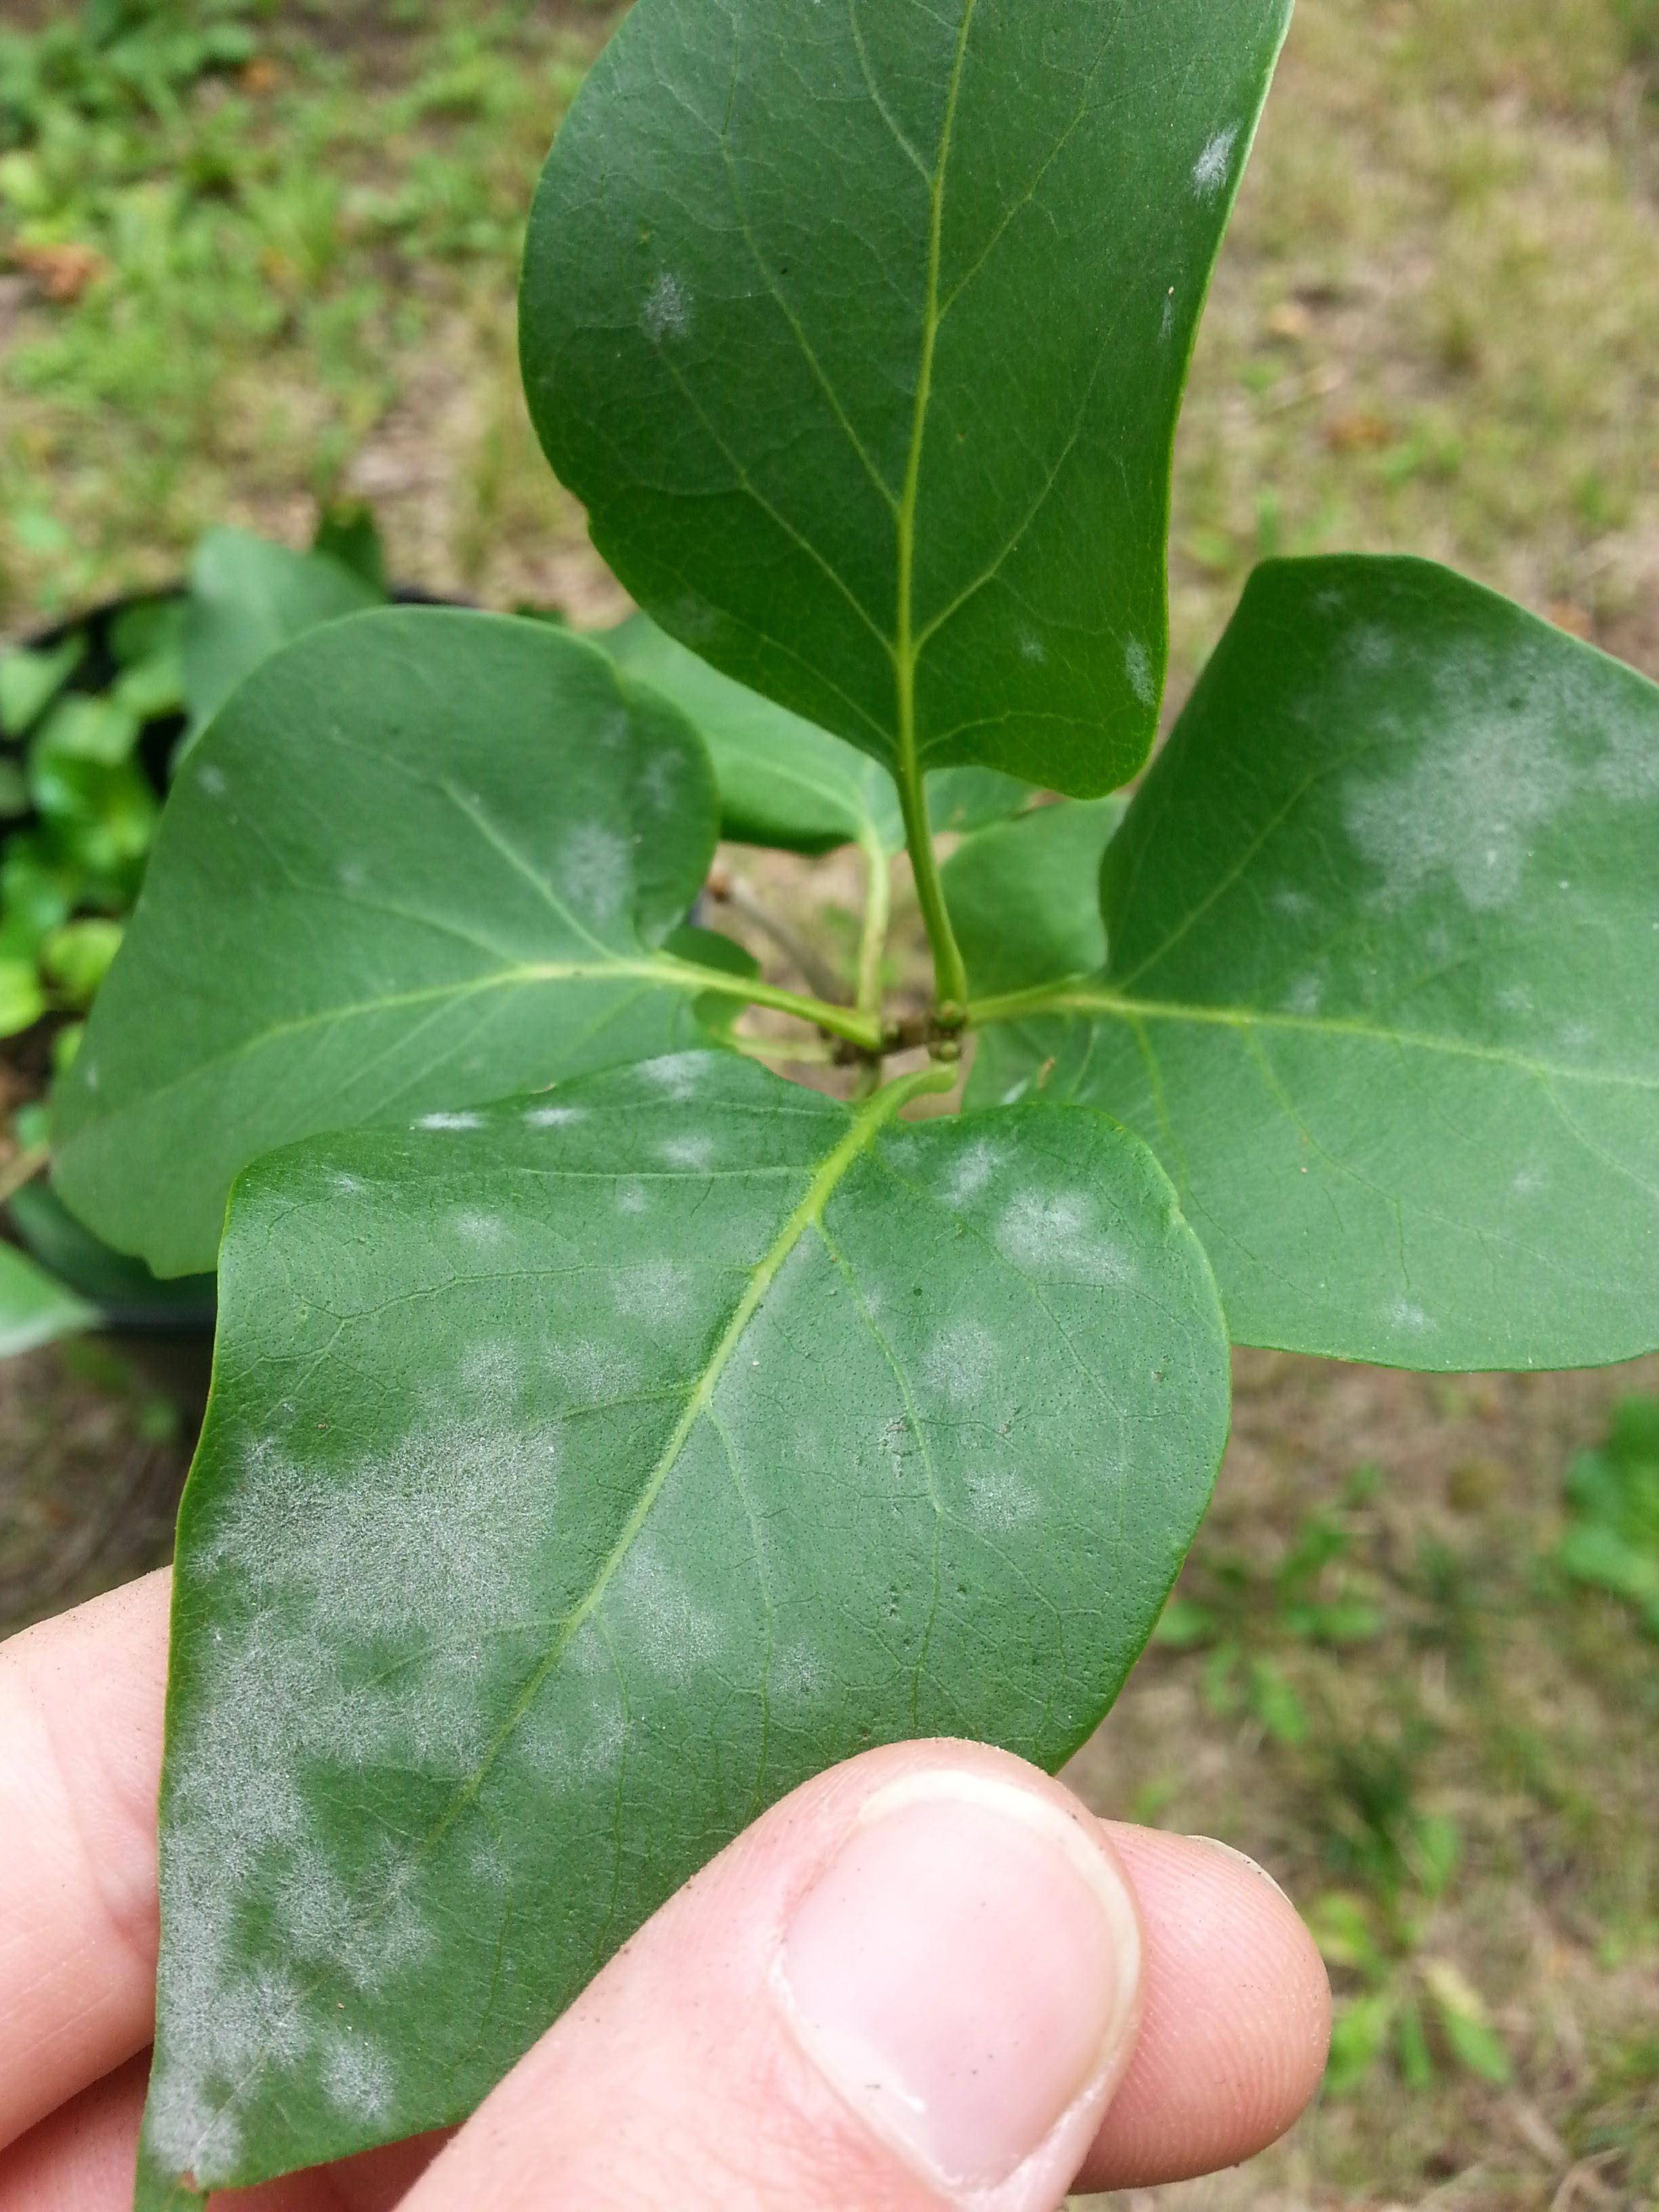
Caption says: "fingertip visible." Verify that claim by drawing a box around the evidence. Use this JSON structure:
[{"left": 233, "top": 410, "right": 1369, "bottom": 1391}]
[{"left": 1076, "top": 1826, "right": 1331, "bottom": 2192}]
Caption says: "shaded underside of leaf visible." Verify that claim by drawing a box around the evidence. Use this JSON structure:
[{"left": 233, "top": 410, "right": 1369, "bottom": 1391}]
[
  {"left": 602, "top": 614, "right": 1036, "bottom": 855},
  {"left": 945, "top": 794, "right": 1126, "bottom": 999},
  {"left": 182, "top": 527, "right": 384, "bottom": 741},
  {"left": 523, "top": 0, "right": 1294, "bottom": 794},
  {"left": 139, "top": 1051, "right": 1230, "bottom": 2196},
  {"left": 973, "top": 556, "right": 1659, "bottom": 1371},
  {"left": 52, "top": 609, "right": 723, "bottom": 1278},
  {"left": 0, "top": 1239, "right": 95, "bottom": 1356}
]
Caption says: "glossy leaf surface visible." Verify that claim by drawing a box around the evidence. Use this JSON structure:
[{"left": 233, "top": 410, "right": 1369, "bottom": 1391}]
[
  {"left": 182, "top": 527, "right": 382, "bottom": 740},
  {"left": 972, "top": 558, "right": 1659, "bottom": 1370},
  {"left": 523, "top": 0, "right": 1292, "bottom": 794},
  {"left": 138, "top": 1052, "right": 1229, "bottom": 2200},
  {"left": 54, "top": 610, "right": 724, "bottom": 1278},
  {"left": 603, "top": 615, "right": 1033, "bottom": 854},
  {"left": 945, "top": 796, "right": 1125, "bottom": 999}
]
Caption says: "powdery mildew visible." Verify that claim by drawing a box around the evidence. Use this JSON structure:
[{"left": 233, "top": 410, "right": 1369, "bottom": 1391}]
[{"left": 147, "top": 1420, "right": 565, "bottom": 2186}]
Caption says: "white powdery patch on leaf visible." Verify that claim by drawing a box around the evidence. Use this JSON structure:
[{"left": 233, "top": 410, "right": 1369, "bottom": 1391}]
[
  {"left": 1340, "top": 635, "right": 1652, "bottom": 918},
  {"left": 525, "top": 1103, "right": 587, "bottom": 1130},
  {"left": 321, "top": 2029, "right": 396, "bottom": 2124},
  {"left": 936, "top": 1136, "right": 1006, "bottom": 1210},
  {"left": 1124, "top": 636, "right": 1155, "bottom": 707},
  {"left": 1191, "top": 125, "right": 1240, "bottom": 199},
  {"left": 556, "top": 821, "right": 632, "bottom": 928},
  {"left": 547, "top": 1336, "right": 642, "bottom": 1404},
  {"left": 642, "top": 269, "right": 692, "bottom": 342},
  {"left": 606, "top": 1528, "right": 738, "bottom": 1689},
  {"left": 416, "top": 1111, "right": 483, "bottom": 1132},
  {"left": 638, "top": 1052, "right": 709, "bottom": 1102},
  {"left": 611, "top": 1257, "right": 698, "bottom": 1325},
  {"left": 922, "top": 1319, "right": 1000, "bottom": 1407},
  {"left": 148, "top": 1412, "right": 573, "bottom": 2181},
  {"left": 993, "top": 1189, "right": 1136, "bottom": 1286},
  {"left": 659, "top": 1132, "right": 716, "bottom": 1172}
]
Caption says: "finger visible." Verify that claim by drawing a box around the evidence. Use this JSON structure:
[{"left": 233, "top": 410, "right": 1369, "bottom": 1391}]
[
  {"left": 0, "top": 2054, "right": 441, "bottom": 2212},
  {"left": 1075, "top": 1828, "right": 1330, "bottom": 2190},
  {"left": 403, "top": 1740, "right": 1146, "bottom": 2212},
  {"left": 0, "top": 1574, "right": 170, "bottom": 2150},
  {"left": 0, "top": 2055, "right": 147, "bottom": 2212}
]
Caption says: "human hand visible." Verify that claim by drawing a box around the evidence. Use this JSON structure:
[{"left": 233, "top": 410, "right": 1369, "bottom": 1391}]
[{"left": 2, "top": 1573, "right": 1328, "bottom": 2210}]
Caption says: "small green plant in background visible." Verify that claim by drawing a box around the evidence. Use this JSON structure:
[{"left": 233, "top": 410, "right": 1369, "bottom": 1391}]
[
  {"left": 0, "top": 513, "right": 387, "bottom": 1347},
  {"left": 1311, "top": 1723, "right": 1509, "bottom": 2097},
  {"left": 1157, "top": 1473, "right": 1387, "bottom": 1746},
  {"left": 0, "top": 0, "right": 261, "bottom": 151},
  {"left": 1311, "top": 1732, "right": 1511, "bottom": 2097},
  {"left": 1558, "top": 1398, "right": 1659, "bottom": 1639}
]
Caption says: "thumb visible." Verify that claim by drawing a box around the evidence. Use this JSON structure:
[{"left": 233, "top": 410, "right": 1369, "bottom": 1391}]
[{"left": 400, "top": 1741, "right": 1145, "bottom": 2212}]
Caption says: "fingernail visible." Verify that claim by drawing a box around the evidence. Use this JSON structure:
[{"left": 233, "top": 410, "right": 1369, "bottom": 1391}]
[
  {"left": 1189, "top": 1835, "right": 1294, "bottom": 1906},
  {"left": 775, "top": 1770, "right": 1141, "bottom": 2201}
]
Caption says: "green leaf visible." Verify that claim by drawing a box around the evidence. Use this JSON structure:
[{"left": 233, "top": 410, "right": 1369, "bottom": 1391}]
[
  {"left": 662, "top": 921, "right": 761, "bottom": 1038},
  {"left": 26, "top": 755, "right": 159, "bottom": 886},
  {"left": 926, "top": 766, "right": 1038, "bottom": 838},
  {"left": 523, "top": 0, "right": 1292, "bottom": 794},
  {"left": 602, "top": 615, "right": 1033, "bottom": 855},
  {"left": 1309, "top": 1890, "right": 1385, "bottom": 1978},
  {"left": 0, "top": 758, "right": 30, "bottom": 819},
  {"left": 30, "top": 692, "right": 143, "bottom": 768},
  {"left": 312, "top": 502, "right": 388, "bottom": 596},
  {"left": 0, "top": 632, "right": 84, "bottom": 737},
  {"left": 1, "top": 831, "right": 83, "bottom": 947},
  {"left": 972, "top": 557, "right": 1659, "bottom": 1371},
  {"left": 138, "top": 1051, "right": 1231, "bottom": 2196},
  {"left": 108, "top": 596, "right": 186, "bottom": 670},
  {"left": 1153, "top": 1595, "right": 1217, "bottom": 1648},
  {"left": 9, "top": 1178, "right": 214, "bottom": 1323},
  {"left": 944, "top": 797, "right": 1124, "bottom": 999},
  {"left": 0, "top": 956, "right": 45, "bottom": 1039},
  {"left": 602, "top": 613, "right": 902, "bottom": 855},
  {"left": 181, "top": 527, "right": 384, "bottom": 741},
  {"left": 1423, "top": 1962, "right": 1511, "bottom": 2085},
  {"left": 1395, "top": 1995, "right": 1435, "bottom": 2092},
  {"left": 111, "top": 649, "right": 186, "bottom": 725},
  {"left": 53, "top": 609, "right": 731, "bottom": 1279},
  {"left": 1246, "top": 1656, "right": 1308, "bottom": 1745},
  {"left": 41, "top": 916, "right": 123, "bottom": 1006},
  {"left": 1325, "top": 1992, "right": 1394, "bottom": 2095},
  {"left": 0, "top": 1240, "right": 94, "bottom": 1357}
]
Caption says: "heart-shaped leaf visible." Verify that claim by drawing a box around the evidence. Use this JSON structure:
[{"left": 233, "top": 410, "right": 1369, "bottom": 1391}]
[
  {"left": 136, "top": 1051, "right": 1229, "bottom": 2201},
  {"left": 52, "top": 609, "right": 728, "bottom": 1278},
  {"left": 972, "top": 557, "right": 1659, "bottom": 1371},
  {"left": 603, "top": 615, "right": 1034, "bottom": 855},
  {"left": 182, "top": 527, "right": 384, "bottom": 742},
  {"left": 523, "top": 0, "right": 1292, "bottom": 796},
  {"left": 945, "top": 796, "right": 1125, "bottom": 999}
]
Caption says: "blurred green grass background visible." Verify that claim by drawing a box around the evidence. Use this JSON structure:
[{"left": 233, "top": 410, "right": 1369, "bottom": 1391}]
[{"left": 0, "top": 5, "right": 1655, "bottom": 2207}]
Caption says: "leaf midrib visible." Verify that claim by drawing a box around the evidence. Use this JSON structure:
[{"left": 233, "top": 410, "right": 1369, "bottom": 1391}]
[
  {"left": 1016, "top": 983, "right": 1659, "bottom": 1092},
  {"left": 63, "top": 956, "right": 712, "bottom": 1135},
  {"left": 167, "top": 1073, "right": 933, "bottom": 2190}
]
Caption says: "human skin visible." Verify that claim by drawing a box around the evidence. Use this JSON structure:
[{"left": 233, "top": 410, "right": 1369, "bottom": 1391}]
[{"left": 0, "top": 1573, "right": 1330, "bottom": 2211}]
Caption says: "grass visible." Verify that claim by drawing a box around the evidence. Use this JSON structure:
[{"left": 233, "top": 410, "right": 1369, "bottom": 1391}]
[{"left": 1, "top": 4, "right": 1656, "bottom": 2207}]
